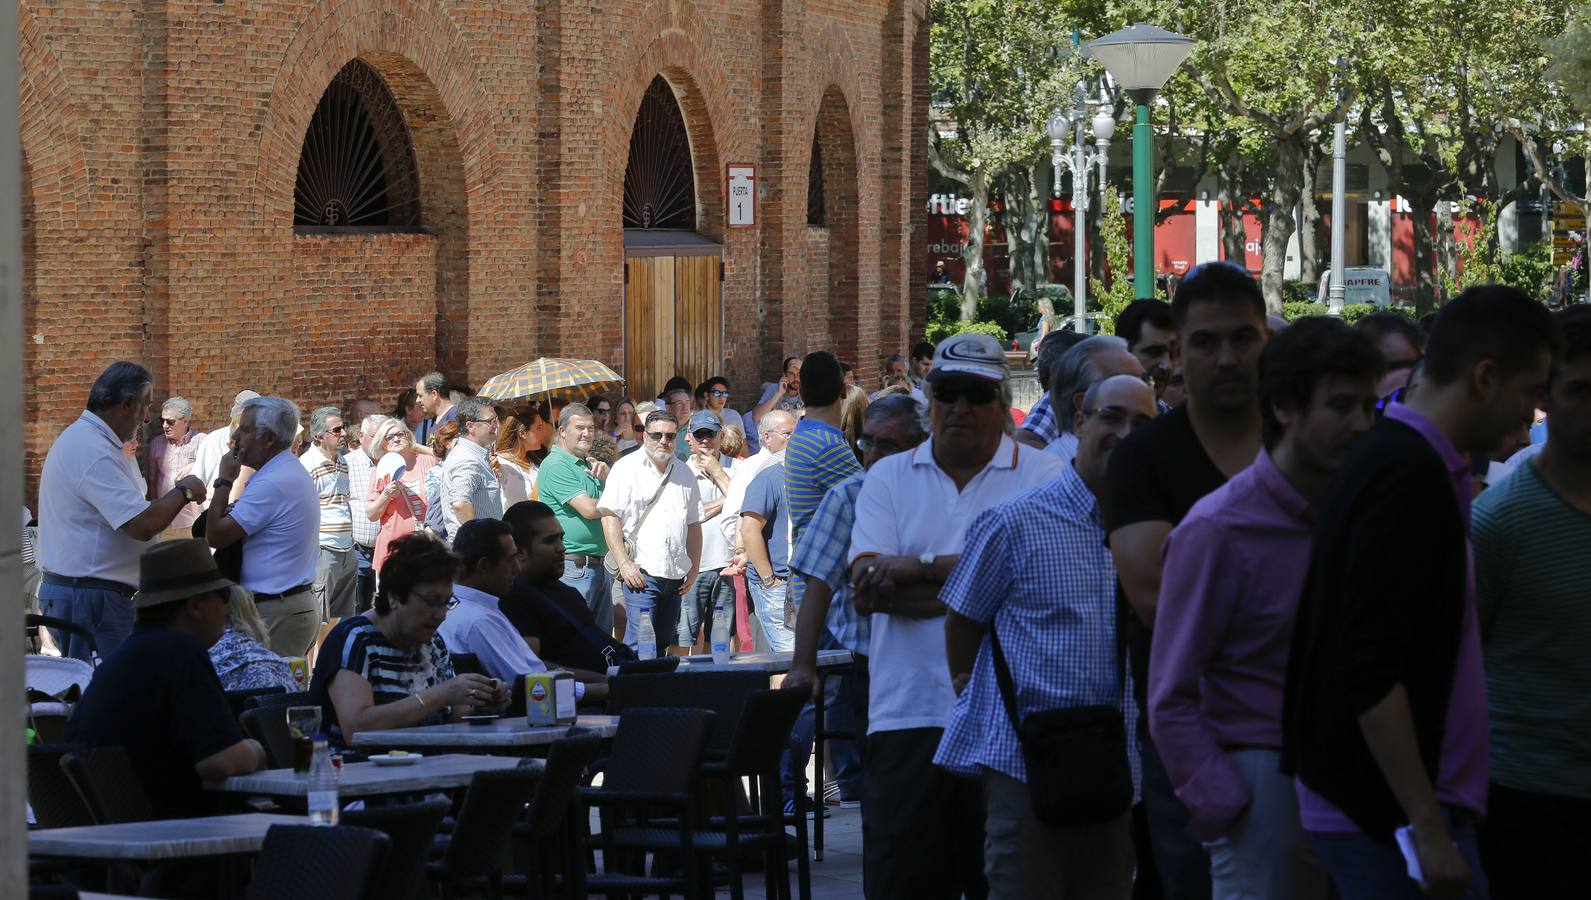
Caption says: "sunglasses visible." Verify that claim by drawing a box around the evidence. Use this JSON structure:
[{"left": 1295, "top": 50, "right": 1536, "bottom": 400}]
[
  {"left": 931, "top": 381, "right": 999, "bottom": 406},
  {"left": 856, "top": 436, "right": 905, "bottom": 455},
  {"left": 595, "top": 407, "right": 612, "bottom": 414},
  {"left": 632, "top": 420, "right": 644, "bottom": 430},
  {"left": 160, "top": 417, "right": 183, "bottom": 426},
  {"left": 709, "top": 390, "right": 730, "bottom": 398},
  {"left": 328, "top": 425, "right": 346, "bottom": 434},
  {"left": 646, "top": 431, "right": 678, "bottom": 443},
  {"left": 692, "top": 429, "right": 718, "bottom": 441}
]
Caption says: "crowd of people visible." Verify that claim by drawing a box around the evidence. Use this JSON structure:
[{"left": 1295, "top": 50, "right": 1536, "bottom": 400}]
[{"left": 25, "top": 262, "right": 1590, "bottom": 899}]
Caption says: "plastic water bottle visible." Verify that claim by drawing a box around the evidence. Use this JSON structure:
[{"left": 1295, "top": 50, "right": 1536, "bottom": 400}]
[
  {"left": 711, "top": 603, "right": 731, "bottom": 664},
  {"left": 307, "top": 737, "right": 339, "bottom": 826},
  {"left": 637, "top": 611, "right": 657, "bottom": 660}
]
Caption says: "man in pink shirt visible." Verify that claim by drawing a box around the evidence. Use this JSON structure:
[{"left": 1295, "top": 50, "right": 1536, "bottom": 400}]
[
  {"left": 146, "top": 396, "right": 207, "bottom": 532},
  {"left": 1151, "top": 318, "right": 1381, "bottom": 899}
]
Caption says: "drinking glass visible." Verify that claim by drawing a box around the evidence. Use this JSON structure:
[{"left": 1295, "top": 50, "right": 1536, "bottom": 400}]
[{"left": 286, "top": 706, "right": 322, "bottom": 773}]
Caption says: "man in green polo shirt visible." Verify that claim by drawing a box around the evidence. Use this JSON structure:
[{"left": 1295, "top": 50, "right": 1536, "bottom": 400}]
[{"left": 536, "top": 403, "right": 615, "bottom": 632}]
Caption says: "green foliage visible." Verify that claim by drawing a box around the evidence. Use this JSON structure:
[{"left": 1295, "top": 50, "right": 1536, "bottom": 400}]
[
  {"left": 1281, "top": 281, "right": 1318, "bottom": 304},
  {"left": 1283, "top": 301, "right": 1328, "bottom": 321},
  {"left": 925, "top": 319, "right": 1010, "bottom": 346},
  {"left": 1544, "top": 7, "right": 1591, "bottom": 115},
  {"left": 1341, "top": 304, "right": 1415, "bottom": 325},
  {"left": 1088, "top": 193, "right": 1133, "bottom": 334},
  {"left": 1451, "top": 204, "right": 1558, "bottom": 300}
]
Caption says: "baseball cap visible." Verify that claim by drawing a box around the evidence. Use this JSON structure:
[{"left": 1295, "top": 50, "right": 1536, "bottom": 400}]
[
  {"left": 688, "top": 410, "right": 722, "bottom": 434},
  {"left": 927, "top": 333, "right": 1010, "bottom": 383}
]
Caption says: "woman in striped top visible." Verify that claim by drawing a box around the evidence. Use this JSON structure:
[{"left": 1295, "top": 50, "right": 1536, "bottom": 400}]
[{"left": 308, "top": 533, "right": 509, "bottom": 746}]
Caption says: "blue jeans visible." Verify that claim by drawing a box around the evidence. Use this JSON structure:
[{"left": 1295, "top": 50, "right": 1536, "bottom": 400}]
[
  {"left": 1140, "top": 735, "right": 1213, "bottom": 900},
  {"left": 621, "top": 573, "right": 682, "bottom": 653},
  {"left": 561, "top": 558, "right": 614, "bottom": 635},
  {"left": 747, "top": 572, "right": 794, "bottom": 652},
  {"left": 1310, "top": 806, "right": 1489, "bottom": 899},
  {"left": 353, "top": 543, "right": 376, "bottom": 615},
  {"left": 38, "top": 581, "right": 134, "bottom": 662},
  {"left": 1204, "top": 749, "right": 1330, "bottom": 900},
  {"left": 678, "top": 569, "right": 732, "bottom": 646},
  {"left": 781, "top": 630, "right": 864, "bottom": 805}
]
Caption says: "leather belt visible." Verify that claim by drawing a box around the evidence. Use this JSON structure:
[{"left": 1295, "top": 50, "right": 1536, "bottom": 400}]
[
  {"left": 254, "top": 583, "right": 312, "bottom": 602},
  {"left": 41, "top": 573, "right": 136, "bottom": 597},
  {"left": 566, "top": 554, "right": 600, "bottom": 567}
]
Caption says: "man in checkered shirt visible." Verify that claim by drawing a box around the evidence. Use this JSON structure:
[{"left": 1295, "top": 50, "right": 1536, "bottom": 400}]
[{"left": 936, "top": 373, "right": 1157, "bottom": 896}]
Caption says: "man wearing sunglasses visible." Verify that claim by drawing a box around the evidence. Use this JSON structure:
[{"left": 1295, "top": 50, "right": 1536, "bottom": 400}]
[
  {"left": 849, "top": 333, "right": 1065, "bottom": 900},
  {"left": 597, "top": 410, "right": 704, "bottom": 652},
  {"left": 145, "top": 396, "right": 208, "bottom": 533},
  {"left": 301, "top": 406, "right": 358, "bottom": 623},
  {"left": 440, "top": 397, "right": 503, "bottom": 541},
  {"left": 1150, "top": 318, "right": 1380, "bottom": 899}
]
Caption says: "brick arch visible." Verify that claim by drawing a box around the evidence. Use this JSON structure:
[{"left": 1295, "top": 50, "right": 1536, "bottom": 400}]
[
  {"left": 250, "top": 0, "right": 498, "bottom": 377},
  {"left": 599, "top": 1, "right": 739, "bottom": 241},
  {"left": 18, "top": 2, "right": 90, "bottom": 232}
]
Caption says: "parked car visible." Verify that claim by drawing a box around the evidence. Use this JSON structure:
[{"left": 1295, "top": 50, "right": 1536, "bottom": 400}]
[{"left": 1316, "top": 267, "right": 1392, "bottom": 307}]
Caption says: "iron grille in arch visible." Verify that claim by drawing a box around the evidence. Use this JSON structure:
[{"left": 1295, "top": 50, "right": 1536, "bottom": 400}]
[
  {"left": 294, "top": 60, "right": 422, "bottom": 229},
  {"left": 807, "top": 132, "right": 826, "bottom": 226},
  {"left": 622, "top": 77, "right": 696, "bottom": 230}
]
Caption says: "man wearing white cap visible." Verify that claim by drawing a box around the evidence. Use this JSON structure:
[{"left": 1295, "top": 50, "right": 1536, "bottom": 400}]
[{"left": 848, "top": 333, "right": 1064, "bottom": 900}]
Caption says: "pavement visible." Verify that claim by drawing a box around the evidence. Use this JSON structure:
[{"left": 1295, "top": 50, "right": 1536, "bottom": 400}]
[{"left": 719, "top": 803, "right": 865, "bottom": 900}]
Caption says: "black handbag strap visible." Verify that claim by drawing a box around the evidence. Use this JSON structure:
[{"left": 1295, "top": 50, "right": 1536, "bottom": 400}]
[{"left": 987, "top": 608, "right": 1127, "bottom": 735}]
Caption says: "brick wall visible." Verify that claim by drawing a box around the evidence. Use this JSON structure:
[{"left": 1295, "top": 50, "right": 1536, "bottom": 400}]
[{"left": 17, "top": 0, "right": 930, "bottom": 504}]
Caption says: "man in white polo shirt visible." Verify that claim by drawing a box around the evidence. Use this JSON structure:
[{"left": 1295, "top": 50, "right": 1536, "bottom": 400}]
[
  {"left": 204, "top": 396, "right": 321, "bottom": 656},
  {"left": 301, "top": 406, "right": 357, "bottom": 621},
  {"left": 442, "top": 396, "right": 503, "bottom": 539},
  {"left": 37, "top": 362, "right": 209, "bottom": 660},
  {"left": 848, "top": 333, "right": 1064, "bottom": 900}
]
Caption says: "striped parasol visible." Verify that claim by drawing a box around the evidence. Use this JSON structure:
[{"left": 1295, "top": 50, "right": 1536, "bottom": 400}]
[{"left": 476, "top": 358, "right": 624, "bottom": 404}]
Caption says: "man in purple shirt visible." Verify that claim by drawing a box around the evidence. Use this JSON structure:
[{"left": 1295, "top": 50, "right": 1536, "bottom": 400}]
[
  {"left": 1283, "top": 286, "right": 1556, "bottom": 900},
  {"left": 1151, "top": 318, "right": 1380, "bottom": 899}
]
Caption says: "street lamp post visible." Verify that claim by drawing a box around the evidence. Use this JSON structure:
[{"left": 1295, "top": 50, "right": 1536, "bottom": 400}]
[
  {"left": 1089, "top": 22, "right": 1195, "bottom": 301},
  {"left": 1048, "top": 87, "right": 1115, "bottom": 334}
]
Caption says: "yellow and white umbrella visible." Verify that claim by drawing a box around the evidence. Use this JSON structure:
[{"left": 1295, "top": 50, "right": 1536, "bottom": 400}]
[{"left": 476, "top": 358, "right": 624, "bottom": 404}]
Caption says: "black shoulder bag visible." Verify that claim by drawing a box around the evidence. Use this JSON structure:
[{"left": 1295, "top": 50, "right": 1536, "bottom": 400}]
[{"left": 988, "top": 619, "right": 1132, "bottom": 827}]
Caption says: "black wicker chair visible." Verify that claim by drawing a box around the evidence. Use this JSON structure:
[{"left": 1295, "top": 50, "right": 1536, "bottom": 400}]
[
  {"left": 239, "top": 707, "right": 296, "bottom": 771},
  {"left": 242, "top": 691, "right": 308, "bottom": 713},
  {"left": 427, "top": 764, "right": 542, "bottom": 899},
  {"left": 243, "top": 824, "right": 389, "bottom": 900},
  {"left": 59, "top": 746, "right": 154, "bottom": 824},
  {"left": 341, "top": 797, "right": 450, "bottom": 900},
  {"left": 27, "top": 744, "right": 93, "bottom": 829},
  {"left": 26, "top": 614, "right": 99, "bottom": 664},
  {"left": 224, "top": 686, "right": 286, "bottom": 720},
  {"left": 506, "top": 730, "right": 606, "bottom": 899},
  {"left": 579, "top": 707, "right": 717, "bottom": 898},
  {"left": 605, "top": 669, "right": 767, "bottom": 759}
]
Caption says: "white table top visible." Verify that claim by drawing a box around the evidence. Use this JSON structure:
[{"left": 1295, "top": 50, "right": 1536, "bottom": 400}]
[
  {"left": 665, "top": 648, "right": 854, "bottom": 674},
  {"left": 29, "top": 813, "right": 304, "bottom": 861},
  {"left": 208, "top": 753, "right": 522, "bottom": 798},
  {"left": 349, "top": 715, "right": 620, "bottom": 750}
]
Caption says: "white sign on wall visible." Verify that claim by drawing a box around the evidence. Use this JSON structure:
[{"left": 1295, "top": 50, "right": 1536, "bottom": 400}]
[{"left": 727, "top": 164, "right": 756, "bottom": 228}]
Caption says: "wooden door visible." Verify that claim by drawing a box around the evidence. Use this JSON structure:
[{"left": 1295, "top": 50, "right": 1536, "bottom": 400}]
[{"left": 624, "top": 253, "right": 721, "bottom": 401}]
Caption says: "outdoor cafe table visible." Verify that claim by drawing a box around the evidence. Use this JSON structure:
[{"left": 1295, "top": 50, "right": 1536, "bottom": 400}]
[
  {"left": 606, "top": 648, "right": 855, "bottom": 676},
  {"left": 349, "top": 714, "right": 620, "bottom": 753},
  {"left": 29, "top": 812, "right": 304, "bottom": 862},
  {"left": 207, "top": 753, "right": 521, "bottom": 802}
]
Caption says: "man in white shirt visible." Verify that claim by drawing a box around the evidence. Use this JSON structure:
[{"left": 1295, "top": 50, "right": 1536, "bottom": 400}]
[
  {"left": 190, "top": 390, "right": 259, "bottom": 502},
  {"left": 442, "top": 397, "right": 503, "bottom": 539},
  {"left": 345, "top": 414, "right": 387, "bottom": 613},
  {"left": 719, "top": 410, "right": 796, "bottom": 545},
  {"left": 1043, "top": 337, "right": 1147, "bottom": 465},
  {"left": 37, "top": 362, "right": 208, "bottom": 660},
  {"left": 203, "top": 396, "right": 321, "bottom": 657},
  {"left": 848, "top": 333, "right": 1065, "bottom": 900},
  {"left": 301, "top": 406, "right": 357, "bottom": 621},
  {"left": 439, "top": 519, "right": 594, "bottom": 701},
  {"left": 679, "top": 410, "right": 735, "bottom": 650},
  {"left": 598, "top": 410, "right": 704, "bottom": 652}
]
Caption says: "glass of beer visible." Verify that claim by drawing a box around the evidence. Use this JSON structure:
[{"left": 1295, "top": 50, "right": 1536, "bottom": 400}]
[{"left": 286, "top": 706, "right": 322, "bottom": 774}]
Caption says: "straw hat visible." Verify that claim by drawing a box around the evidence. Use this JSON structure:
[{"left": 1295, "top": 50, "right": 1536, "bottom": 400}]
[{"left": 132, "top": 538, "right": 235, "bottom": 610}]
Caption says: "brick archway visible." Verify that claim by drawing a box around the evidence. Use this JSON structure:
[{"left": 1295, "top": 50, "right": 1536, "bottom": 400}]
[{"left": 808, "top": 86, "right": 862, "bottom": 368}]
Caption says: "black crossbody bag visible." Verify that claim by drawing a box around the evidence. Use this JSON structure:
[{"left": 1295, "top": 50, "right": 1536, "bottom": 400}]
[{"left": 988, "top": 617, "right": 1132, "bottom": 827}]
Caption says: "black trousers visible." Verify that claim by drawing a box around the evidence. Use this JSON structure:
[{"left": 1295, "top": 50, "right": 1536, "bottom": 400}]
[
  {"left": 1479, "top": 781, "right": 1591, "bottom": 899},
  {"left": 861, "top": 727, "right": 987, "bottom": 900}
]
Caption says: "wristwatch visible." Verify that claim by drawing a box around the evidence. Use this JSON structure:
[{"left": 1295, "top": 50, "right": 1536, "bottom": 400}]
[
  {"left": 212, "top": 477, "right": 234, "bottom": 491},
  {"left": 918, "top": 551, "right": 935, "bottom": 579}
]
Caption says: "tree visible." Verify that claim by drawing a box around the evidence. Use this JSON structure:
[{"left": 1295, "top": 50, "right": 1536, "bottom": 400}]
[{"left": 1505, "top": 6, "right": 1591, "bottom": 217}]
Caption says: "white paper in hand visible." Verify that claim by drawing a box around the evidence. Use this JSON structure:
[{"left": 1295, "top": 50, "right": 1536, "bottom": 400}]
[
  {"left": 1394, "top": 825, "right": 1425, "bottom": 885},
  {"left": 376, "top": 452, "right": 408, "bottom": 485}
]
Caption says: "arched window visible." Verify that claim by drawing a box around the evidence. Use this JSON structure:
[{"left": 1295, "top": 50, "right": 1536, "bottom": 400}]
[
  {"left": 622, "top": 76, "right": 696, "bottom": 230},
  {"left": 294, "top": 60, "right": 422, "bottom": 230},
  {"left": 807, "top": 131, "right": 826, "bottom": 226}
]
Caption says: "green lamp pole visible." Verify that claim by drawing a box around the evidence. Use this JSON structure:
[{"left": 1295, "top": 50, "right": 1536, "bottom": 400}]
[{"left": 1089, "top": 23, "right": 1195, "bottom": 301}]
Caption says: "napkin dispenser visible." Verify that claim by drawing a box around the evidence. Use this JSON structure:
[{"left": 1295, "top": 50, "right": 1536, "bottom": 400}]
[{"left": 524, "top": 670, "right": 578, "bottom": 725}]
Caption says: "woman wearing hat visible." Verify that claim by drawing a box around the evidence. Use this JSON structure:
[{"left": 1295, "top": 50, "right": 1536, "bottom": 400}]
[{"left": 308, "top": 533, "right": 509, "bottom": 747}]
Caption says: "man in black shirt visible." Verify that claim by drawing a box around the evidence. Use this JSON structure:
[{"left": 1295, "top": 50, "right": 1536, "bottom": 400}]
[
  {"left": 500, "top": 501, "right": 632, "bottom": 678},
  {"left": 1104, "top": 260, "right": 1268, "bottom": 900},
  {"left": 67, "top": 539, "right": 266, "bottom": 819}
]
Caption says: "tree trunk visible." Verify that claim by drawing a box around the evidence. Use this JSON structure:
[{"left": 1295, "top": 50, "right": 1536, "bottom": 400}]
[
  {"left": 1298, "top": 144, "right": 1324, "bottom": 285},
  {"left": 1436, "top": 199, "right": 1457, "bottom": 301},
  {"left": 1000, "top": 162, "right": 1053, "bottom": 302},
  {"left": 960, "top": 171, "right": 989, "bottom": 319},
  {"left": 1216, "top": 167, "right": 1249, "bottom": 265},
  {"left": 1407, "top": 193, "right": 1439, "bottom": 316},
  {"left": 1260, "top": 139, "right": 1305, "bottom": 315}
]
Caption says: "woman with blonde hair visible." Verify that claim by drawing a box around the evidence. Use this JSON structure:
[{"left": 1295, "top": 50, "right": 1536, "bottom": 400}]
[
  {"left": 367, "top": 417, "right": 437, "bottom": 572},
  {"left": 840, "top": 383, "right": 870, "bottom": 463},
  {"left": 208, "top": 585, "right": 298, "bottom": 691},
  {"left": 495, "top": 405, "right": 552, "bottom": 505},
  {"left": 613, "top": 398, "right": 641, "bottom": 452}
]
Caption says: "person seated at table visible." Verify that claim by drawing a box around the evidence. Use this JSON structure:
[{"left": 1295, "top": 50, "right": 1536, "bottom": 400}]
[
  {"left": 438, "top": 518, "right": 602, "bottom": 701},
  {"left": 208, "top": 584, "right": 298, "bottom": 692},
  {"left": 309, "top": 533, "right": 508, "bottom": 746},
  {"left": 67, "top": 539, "right": 267, "bottom": 819},
  {"left": 500, "top": 501, "right": 632, "bottom": 679}
]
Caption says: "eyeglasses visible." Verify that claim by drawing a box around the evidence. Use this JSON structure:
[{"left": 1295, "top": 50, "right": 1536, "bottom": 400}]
[
  {"left": 709, "top": 390, "right": 730, "bottom": 398},
  {"left": 384, "top": 432, "right": 407, "bottom": 443},
  {"left": 646, "top": 431, "right": 678, "bottom": 443},
  {"left": 409, "top": 591, "right": 453, "bottom": 611},
  {"left": 857, "top": 436, "right": 906, "bottom": 455},
  {"left": 471, "top": 417, "right": 498, "bottom": 426},
  {"left": 1083, "top": 405, "right": 1156, "bottom": 432},
  {"left": 595, "top": 406, "right": 612, "bottom": 414},
  {"left": 931, "top": 381, "right": 999, "bottom": 406},
  {"left": 328, "top": 425, "right": 346, "bottom": 434},
  {"left": 632, "top": 420, "right": 644, "bottom": 430},
  {"left": 160, "top": 417, "right": 183, "bottom": 426},
  {"left": 692, "top": 429, "right": 718, "bottom": 441}
]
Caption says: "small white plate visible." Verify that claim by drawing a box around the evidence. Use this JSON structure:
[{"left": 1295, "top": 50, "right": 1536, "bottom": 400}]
[{"left": 369, "top": 753, "right": 422, "bottom": 766}]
